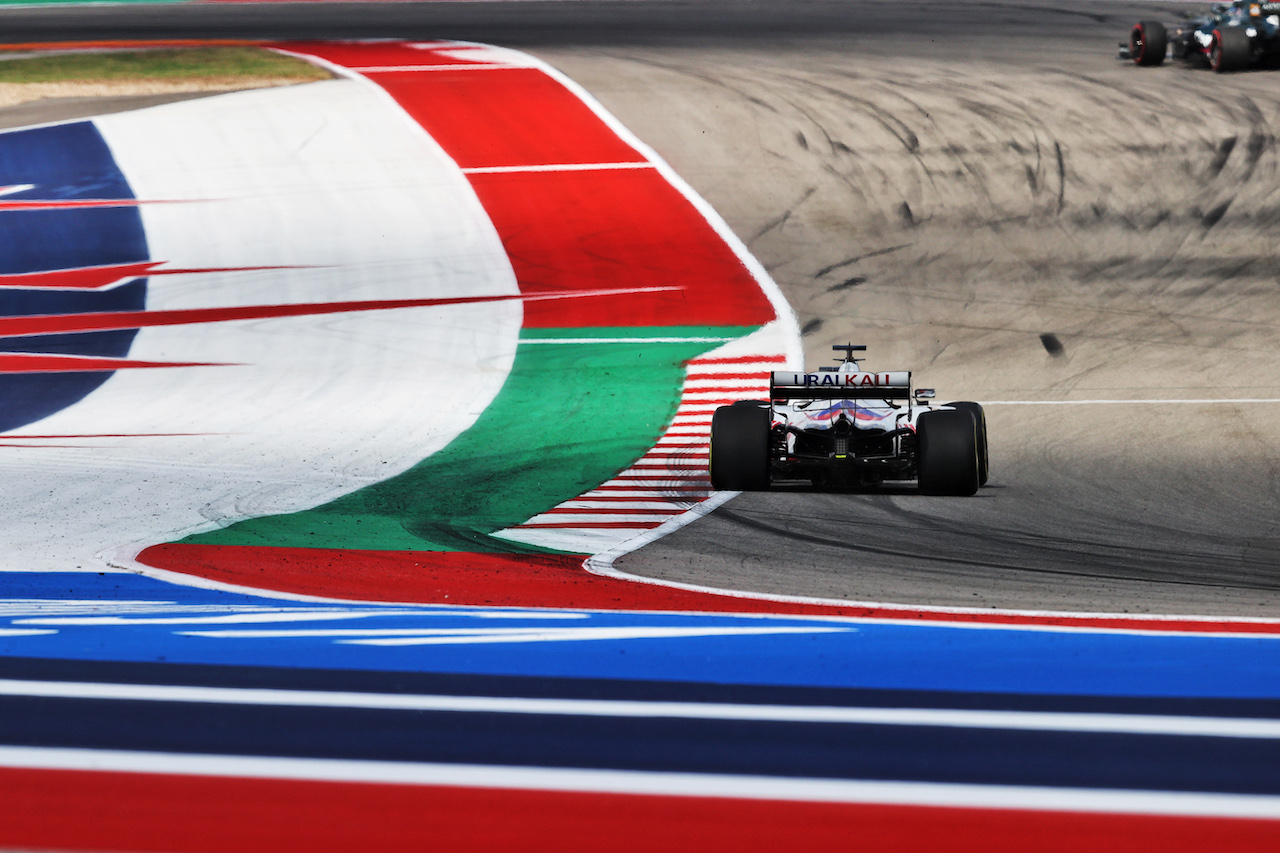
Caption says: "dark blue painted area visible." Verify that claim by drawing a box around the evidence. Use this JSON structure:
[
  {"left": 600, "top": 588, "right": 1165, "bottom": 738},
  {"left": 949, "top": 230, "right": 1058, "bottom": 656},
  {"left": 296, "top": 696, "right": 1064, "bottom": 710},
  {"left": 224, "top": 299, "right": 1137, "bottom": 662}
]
[
  {"left": 6, "top": 573, "right": 1280, "bottom": 794},
  {"left": 4, "top": 573, "right": 1280, "bottom": 702},
  {"left": 1, "top": 694, "right": 1277, "bottom": 794},
  {"left": 7, "top": 655, "right": 1278, "bottom": 719},
  {"left": 0, "top": 121, "right": 148, "bottom": 432}
]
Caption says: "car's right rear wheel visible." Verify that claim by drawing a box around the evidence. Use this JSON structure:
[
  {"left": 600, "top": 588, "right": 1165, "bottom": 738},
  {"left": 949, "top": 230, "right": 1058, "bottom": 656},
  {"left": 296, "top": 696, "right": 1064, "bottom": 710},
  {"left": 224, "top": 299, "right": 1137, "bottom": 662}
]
[
  {"left": 1211, "top": 27, "right": 1251, "bottom": 72},
  {"left": 709, "top": 403, "right": 770, "bottom": 491},
  {"left": 916, "top": 409, "right": 980, "bottom": 496},
  {"left": 945, "top": 401, "right": 989, "bottom": 486}
]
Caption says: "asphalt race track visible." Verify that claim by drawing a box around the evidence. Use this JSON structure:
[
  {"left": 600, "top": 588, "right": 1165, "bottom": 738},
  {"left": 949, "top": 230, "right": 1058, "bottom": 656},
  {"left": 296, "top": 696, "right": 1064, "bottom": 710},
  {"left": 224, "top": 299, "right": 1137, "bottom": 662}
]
[
  {"left": 540, "top": 4, "right": 1280, "bottom": 617},
  {"left": 2, "top": 0, "right": 1277, "bottom": 617}
]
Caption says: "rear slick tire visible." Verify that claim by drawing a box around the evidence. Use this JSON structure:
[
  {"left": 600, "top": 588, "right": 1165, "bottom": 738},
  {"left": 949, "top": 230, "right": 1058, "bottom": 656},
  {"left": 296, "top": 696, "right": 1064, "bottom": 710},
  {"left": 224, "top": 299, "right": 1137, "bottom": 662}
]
[
  {"left": 1211, "top": 27, "right": 1251, "bottom": 72},
  {"left": 709, "top": 403, "right": 770, "bottom": 491},
  {"left": 917, "top": 409, "right": 980, "bottom": 496},
  {"left": 1131, "top": 21, "right": 1167, "bottom": 66},
  {"left": 945, "top": 401, "right": 989, "bottom": 486}
]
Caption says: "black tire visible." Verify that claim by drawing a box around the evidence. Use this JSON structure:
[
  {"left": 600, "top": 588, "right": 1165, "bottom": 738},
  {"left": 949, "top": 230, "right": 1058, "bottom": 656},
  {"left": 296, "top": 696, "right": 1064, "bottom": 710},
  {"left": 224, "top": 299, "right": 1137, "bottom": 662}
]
[
  {"left": 709, "top": 403, "right": 770, "bottom": 491},
  {"left": 916, "top": 409, "right": 980, "bottom": 496},
  {"left": 1211, "top": 27, "right": 1251, "bottom": 72},
  {"left": 1131, "top": 21, "right": 1167, "bottom": 66},
  {"left": 945, "top": 401, "right": 989, "bottom": 486}
]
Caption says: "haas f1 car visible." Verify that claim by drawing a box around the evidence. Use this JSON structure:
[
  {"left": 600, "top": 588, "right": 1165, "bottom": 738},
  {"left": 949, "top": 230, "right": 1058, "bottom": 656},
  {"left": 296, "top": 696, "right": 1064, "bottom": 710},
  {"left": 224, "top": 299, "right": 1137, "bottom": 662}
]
[
  {"left": 1121, "top": 1, "right": 1280, "bottom": 71},
  {"left": 709, "top": 345, "right": 988, "bottom": 496}
]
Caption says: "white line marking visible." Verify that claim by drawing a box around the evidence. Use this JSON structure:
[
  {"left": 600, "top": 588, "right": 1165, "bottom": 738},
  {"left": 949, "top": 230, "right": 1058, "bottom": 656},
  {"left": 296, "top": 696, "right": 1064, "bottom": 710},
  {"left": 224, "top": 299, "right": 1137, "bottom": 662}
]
[
  {"left": 175, "top": 626, "right": 845, "bottom": 645},
  {"left": 2, "top": 679, "right": 1278, "bottom": 739},
  {"left": 17, "top": 610, "right": 588, "bottom": 627},
  {"left": 0, "top": 747, "right": 1277, "bottom": 817},
  {"left": 462, "top": 162, "right": 655, "bottom": 175}
]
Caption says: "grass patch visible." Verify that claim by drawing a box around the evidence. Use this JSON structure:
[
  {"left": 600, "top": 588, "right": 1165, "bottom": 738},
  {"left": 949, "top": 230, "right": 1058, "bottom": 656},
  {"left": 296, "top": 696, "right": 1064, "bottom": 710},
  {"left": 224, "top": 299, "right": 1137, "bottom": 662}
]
[{"left": 0, "top": 47, "right": 331, "bottom": 84}]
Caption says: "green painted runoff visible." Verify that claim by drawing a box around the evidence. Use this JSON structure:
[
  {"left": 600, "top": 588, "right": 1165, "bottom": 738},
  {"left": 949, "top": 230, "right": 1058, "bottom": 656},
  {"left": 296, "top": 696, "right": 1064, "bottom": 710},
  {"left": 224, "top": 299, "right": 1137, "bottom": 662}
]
[{"left": 182, "top": 327, "right": 756, "bottom": 553}]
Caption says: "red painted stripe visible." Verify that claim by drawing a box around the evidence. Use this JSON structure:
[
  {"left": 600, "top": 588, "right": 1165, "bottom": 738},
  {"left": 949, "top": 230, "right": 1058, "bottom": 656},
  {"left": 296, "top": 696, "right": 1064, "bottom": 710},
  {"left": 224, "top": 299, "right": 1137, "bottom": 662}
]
[
  {"left": 363, "top": 65, "right": 647, "bottom": 169},
  {"left": 590, "top": 485, "right": 712, "bottom": 492},
  {"left": 519, "top": 522, "right": 666, "bottom": 529},
  {"left": 689, "top": 355, "right": 786, "bottom": 365},
  {"left": 0, "top": 354, "right": 226, "bottom": 373},
  {"left": 551, "top": 495, "right": 696, "bottom": 503},
  {"left": 0, "top": 198, "right": 179, "bottom": 211},
  {"left": 280, "top": 41, "right": 509, "bottom": 73},
  {"left": 1, "top": 434, "right": 214, "bottom": 439},
  {"left": 607, "top": 476, "right": 713, "bottom": 483},
  {"left": 4, "top": 766, "right": 1276, "bottom": 853},
  {"left": 541, "top": 508, "right": 686, "bottom": 515},
  {"left": 0, "top": 443, "right": 93, "bottom": 448},
  {"left": 0, "top": 262, "right": 313, "bottom": 291},
  {"left": 628, "top": 464, "right": 709, "bottom": 471},
  {"left": 280, "top": 42, "right": 777, "bottom": 330},
  {"left": 137, "top": 544, "right": 1280, "bottom": 632},
  {"left": 466, "top": 170, "right": 775, "bottom": 328},
  {"left": 138, "top": 546, "right": 594, "bottom": 607},
  {"left": 0, "top": 261, "right": 162, "bottom": 290},
  {"left": 0, "top": 289, "right": 649, "bottom": 339}
]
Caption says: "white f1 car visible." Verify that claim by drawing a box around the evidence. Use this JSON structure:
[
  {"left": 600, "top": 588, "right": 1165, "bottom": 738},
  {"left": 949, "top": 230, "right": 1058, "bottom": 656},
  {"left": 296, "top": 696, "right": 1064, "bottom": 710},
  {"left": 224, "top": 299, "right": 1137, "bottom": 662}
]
[{"left": 709, "top": 345, "right": 988, "bottom": 495}]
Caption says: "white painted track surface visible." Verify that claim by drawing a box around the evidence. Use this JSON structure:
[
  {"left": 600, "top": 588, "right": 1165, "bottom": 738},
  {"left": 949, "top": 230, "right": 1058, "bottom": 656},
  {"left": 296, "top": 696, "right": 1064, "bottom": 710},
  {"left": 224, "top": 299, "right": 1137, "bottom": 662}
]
[{"left": 0, "top": 79, "right": 520, "bottom": 571}]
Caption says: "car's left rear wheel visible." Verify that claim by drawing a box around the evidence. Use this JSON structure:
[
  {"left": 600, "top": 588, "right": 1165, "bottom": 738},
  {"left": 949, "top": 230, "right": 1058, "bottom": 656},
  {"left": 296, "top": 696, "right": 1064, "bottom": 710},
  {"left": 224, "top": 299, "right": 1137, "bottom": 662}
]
[
  {"left": 1131, "top": 21, "right": 1168, "bottom": 66},
  {"left": 916, "top": 409, "right": 980, "bottom": 496},
  {"left": 710, "top": 403, "right": 771, "bottom": 491}
]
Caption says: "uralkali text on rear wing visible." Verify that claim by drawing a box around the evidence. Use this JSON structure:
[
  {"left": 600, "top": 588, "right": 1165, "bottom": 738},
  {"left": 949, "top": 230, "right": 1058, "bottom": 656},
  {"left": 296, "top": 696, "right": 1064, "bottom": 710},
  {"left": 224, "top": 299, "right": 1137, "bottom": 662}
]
[{"left": 771, "top": 371, "right": 912, "bottom": 400}]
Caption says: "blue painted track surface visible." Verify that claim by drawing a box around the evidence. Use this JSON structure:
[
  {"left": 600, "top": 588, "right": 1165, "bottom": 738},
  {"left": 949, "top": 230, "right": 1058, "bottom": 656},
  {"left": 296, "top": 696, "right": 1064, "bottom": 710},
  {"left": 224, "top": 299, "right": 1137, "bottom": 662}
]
[
  {"left": 4, "top": 573, "right": 1280, "bottom": 700},
  {"left": 0, "top": 121, "right": 148, "bottom": 432},
  {"left": 4, "top": 574, "right": 1280, "bottom": 797}
]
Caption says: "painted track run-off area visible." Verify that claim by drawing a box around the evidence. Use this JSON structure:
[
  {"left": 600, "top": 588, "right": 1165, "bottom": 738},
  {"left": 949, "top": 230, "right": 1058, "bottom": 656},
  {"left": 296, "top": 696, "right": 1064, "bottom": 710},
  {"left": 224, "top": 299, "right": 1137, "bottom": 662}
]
[{"left": 1, "top": 1, "right": 1280, "bottom": 849}]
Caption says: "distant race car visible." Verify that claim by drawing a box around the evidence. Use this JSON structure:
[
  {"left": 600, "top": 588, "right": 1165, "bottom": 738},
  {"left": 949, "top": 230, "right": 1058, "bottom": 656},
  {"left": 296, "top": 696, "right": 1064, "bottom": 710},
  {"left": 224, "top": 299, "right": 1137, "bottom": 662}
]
[
  {"left": 709, "top": 345, "right": 988, "bottom": 496},
  {"left": 1121, "top": 1, "right": 1280, "bottom": 71}
]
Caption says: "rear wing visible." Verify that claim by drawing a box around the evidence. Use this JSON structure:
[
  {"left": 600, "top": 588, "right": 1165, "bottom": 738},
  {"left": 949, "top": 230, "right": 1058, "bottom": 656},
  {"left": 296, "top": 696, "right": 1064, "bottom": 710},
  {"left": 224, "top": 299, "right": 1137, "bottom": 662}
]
[{"left": 770, "top": 371, "right": 912, "bottom": 401}]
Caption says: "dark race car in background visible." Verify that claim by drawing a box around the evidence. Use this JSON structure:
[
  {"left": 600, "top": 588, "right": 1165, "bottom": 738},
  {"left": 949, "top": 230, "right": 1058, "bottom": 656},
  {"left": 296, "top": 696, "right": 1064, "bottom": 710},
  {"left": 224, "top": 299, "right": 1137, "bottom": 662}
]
[{"left": 1121, "top": 1, "right": 1280, "bottom": 71}]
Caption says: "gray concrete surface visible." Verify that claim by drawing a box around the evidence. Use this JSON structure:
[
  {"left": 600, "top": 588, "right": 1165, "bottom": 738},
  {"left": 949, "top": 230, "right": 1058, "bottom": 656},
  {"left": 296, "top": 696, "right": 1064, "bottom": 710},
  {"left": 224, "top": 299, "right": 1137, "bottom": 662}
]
[
  {"left": 0, "top": 92, "right": 237, "bottom": 129},
  {"left": 2, "top": 1, "right": 1277, "bottom": 614}
]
